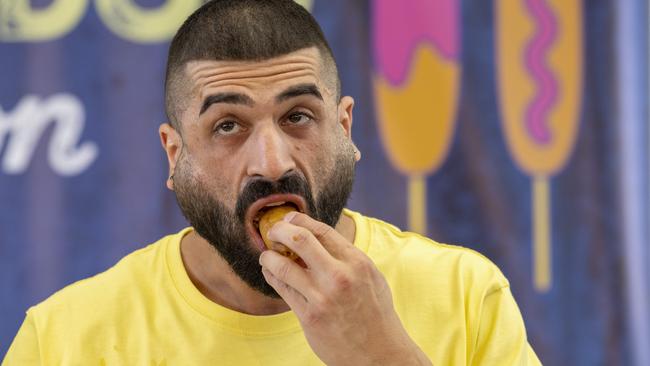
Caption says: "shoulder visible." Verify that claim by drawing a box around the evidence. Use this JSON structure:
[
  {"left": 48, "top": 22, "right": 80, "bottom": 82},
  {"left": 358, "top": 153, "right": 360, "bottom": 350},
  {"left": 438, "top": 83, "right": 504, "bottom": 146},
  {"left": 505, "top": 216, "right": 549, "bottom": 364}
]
[
  {"left": 29, "top": 230, "right": 182, "bottom": 321},
  {"left": 347, "top": 210, "right": 509, "bottom": 292}
]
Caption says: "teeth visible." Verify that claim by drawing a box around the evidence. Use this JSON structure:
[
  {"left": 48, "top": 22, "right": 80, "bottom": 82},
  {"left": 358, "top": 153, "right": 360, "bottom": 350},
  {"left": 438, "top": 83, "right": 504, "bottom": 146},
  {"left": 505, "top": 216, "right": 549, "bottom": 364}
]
[{"left": 265, "top": 201, "right": 286, "bottom": 207}]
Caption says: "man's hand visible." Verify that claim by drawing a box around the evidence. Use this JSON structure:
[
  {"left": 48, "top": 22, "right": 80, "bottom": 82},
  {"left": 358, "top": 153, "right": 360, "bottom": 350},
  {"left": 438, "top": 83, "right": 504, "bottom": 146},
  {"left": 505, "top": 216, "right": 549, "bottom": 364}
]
[{"left": 258, "top": 212, "right": 431, "bottom": 366}]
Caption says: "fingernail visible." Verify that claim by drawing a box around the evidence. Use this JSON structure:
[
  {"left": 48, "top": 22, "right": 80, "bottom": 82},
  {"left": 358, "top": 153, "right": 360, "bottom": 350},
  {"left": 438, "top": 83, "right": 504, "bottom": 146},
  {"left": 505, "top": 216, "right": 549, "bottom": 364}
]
[
  {"left": 283, "top": 211, "right": 297, "bottom": 222},
  {"left": 259, "top": 252, "right": 266, "bottom": 265}
]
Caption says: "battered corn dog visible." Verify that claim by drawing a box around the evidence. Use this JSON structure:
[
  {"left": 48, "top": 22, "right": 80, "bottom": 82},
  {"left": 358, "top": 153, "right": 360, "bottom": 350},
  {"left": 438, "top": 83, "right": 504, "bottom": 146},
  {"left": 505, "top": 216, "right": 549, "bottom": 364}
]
[{"left": 258, "top": 205, "right": 299, "bottom": 260}]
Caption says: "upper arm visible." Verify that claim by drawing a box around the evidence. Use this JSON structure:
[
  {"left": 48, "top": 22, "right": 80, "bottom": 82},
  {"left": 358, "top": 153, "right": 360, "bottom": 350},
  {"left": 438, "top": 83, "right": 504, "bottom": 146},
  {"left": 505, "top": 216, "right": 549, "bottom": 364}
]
[
  {"left": 2, "top": 310, "right": 41, "bottom": 366},
  {"left": 470, "top": 286, "right": 541, "bottom": 366}
]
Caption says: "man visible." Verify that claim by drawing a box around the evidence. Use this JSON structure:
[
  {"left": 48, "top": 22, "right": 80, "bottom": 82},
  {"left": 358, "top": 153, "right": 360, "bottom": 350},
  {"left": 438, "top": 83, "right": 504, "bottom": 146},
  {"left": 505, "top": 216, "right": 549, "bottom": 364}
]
[{"left": 3, "top": 0, "right": 541, "bottom": 365}]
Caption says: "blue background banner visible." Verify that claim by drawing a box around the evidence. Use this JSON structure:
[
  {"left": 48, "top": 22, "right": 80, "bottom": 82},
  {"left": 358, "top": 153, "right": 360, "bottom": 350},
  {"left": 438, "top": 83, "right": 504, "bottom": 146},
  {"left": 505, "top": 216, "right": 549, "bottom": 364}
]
[{"left": 1, "top": 1, "right": 648, "bottom": 364}]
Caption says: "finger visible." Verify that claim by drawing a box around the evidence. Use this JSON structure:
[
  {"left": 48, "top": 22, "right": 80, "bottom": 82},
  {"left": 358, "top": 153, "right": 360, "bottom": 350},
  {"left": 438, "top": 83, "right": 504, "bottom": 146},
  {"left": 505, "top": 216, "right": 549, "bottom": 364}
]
[
  {"left": 283, "top": 212, "right": 351, "bottom": 259},
  {"left": 267, "top": 220, "right": 335, "bottom": 270},
  {"left": 259, "top": 250, "right": 315, "bottom": 299},
  {"left": 261, "top": 267, "right": 308, "bottom": 315}
]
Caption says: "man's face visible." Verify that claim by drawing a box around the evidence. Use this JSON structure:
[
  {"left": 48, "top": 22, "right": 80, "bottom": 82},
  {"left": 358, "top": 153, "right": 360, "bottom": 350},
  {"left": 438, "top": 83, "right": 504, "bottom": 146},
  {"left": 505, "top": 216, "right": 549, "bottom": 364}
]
[{"left": 162, "top": 47, "right": 358, "bottom": 297}]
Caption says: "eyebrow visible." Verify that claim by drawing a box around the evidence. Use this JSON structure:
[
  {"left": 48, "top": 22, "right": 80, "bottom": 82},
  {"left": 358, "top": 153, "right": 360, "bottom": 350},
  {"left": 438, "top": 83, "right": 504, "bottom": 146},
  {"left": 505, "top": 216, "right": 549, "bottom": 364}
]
[
  {"left": 275, "top": 83, "right": 323, "bottom": 103},
  {"left": 199, "top": 83, "right": 323, "bottom": 116},
  {"left": 199, "top": 93, "right": 254, "bottom": 115}
]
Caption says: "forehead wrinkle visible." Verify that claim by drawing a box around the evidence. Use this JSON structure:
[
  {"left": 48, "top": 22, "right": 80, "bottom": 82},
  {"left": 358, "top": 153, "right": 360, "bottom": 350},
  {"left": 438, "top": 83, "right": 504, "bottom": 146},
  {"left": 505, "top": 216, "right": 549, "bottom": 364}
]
[
  {"left": 187, "top": 53, "right": 319, "bottom": 75},
  {"left": 185, "top": 49, "right": 335, "bottom": 107},
  {"left": 202, "top": 70, "right": 317, "bottom": 89},
  {"left": 196, "top": 73, "right": 334, "bottom": 106},
  {"left": 191, "top": 61, "right": 318, "bottom": 88},
  {"left": 186, "top": 55, "right": 320, "bottom": 89}
]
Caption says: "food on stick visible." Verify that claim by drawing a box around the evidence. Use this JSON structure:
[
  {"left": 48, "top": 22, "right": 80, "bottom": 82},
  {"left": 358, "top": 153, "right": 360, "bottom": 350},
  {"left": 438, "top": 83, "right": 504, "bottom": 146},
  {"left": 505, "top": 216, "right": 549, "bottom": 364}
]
[{"left": 258, "top": 205, "right": 299, "bottom": 261}]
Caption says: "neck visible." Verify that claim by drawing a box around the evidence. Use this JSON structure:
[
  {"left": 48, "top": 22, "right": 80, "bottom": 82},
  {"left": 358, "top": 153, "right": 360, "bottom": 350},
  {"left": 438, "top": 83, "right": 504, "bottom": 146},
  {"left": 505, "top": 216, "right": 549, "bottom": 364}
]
[{"left": 180, "top": 210, "right": 356, "bottom": 315}]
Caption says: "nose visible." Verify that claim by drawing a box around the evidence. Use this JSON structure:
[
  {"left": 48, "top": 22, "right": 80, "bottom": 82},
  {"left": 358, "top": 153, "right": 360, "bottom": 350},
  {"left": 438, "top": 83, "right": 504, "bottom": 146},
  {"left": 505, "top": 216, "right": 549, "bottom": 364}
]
[{"left": 245, "top": 123, "right": 296, "bottom": 181}]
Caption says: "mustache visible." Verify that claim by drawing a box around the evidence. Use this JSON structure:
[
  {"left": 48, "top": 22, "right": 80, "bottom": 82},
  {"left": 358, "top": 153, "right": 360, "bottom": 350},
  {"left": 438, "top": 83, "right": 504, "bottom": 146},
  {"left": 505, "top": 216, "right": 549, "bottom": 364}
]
[{"left": 234, "top": 172, "right": 315, "bottom": 221}]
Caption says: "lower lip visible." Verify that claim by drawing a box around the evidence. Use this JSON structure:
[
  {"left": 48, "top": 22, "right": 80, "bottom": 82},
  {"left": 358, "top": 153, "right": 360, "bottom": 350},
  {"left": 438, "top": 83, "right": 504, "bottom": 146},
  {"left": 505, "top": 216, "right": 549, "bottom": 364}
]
[{"left": 247, "top": 222, "right": 267, "bottom": 252}]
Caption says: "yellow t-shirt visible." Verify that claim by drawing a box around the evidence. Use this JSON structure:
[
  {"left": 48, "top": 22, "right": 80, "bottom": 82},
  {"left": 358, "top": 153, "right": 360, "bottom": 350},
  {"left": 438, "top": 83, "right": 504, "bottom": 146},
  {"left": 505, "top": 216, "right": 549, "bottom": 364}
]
[{"left": 3, "top": 210, "right": 541, "bottom": 365}]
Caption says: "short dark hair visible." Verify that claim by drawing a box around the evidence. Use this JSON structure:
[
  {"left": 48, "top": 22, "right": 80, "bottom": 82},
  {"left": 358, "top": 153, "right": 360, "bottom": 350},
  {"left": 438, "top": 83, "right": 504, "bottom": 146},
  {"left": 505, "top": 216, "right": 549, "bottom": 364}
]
[{"left": 164, "top": 0, "right": 340, "bottom": 130}]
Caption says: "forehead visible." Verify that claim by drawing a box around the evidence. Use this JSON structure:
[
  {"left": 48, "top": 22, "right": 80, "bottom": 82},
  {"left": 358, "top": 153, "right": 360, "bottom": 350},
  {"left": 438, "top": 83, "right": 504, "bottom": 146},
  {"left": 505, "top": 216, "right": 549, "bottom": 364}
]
[{"left": 184, "top": 47, "right": 333, "bottom": 103}]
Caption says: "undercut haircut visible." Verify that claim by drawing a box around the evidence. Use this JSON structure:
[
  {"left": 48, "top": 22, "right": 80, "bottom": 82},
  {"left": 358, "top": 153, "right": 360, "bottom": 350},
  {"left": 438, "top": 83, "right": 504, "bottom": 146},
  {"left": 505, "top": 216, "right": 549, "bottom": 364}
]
[{"left": 164, "top": 0, "right": 340, "bottom": 130}]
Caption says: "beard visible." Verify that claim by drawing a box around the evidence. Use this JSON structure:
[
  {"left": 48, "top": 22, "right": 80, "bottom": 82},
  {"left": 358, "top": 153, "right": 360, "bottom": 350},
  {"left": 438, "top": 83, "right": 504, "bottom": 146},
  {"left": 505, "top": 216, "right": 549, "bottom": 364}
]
[{"left": 173, "top": 148, "right": 355, "bottom": 298}]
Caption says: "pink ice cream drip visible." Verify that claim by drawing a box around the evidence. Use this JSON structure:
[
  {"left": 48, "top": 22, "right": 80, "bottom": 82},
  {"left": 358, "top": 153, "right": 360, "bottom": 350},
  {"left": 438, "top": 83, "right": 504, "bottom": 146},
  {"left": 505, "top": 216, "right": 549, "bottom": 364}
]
[
  {"left": 524, "top": 0, "right": 558, "bottom": 144},
  {"left": 372, "top": 0, "right": 459, "bottom": 86}
]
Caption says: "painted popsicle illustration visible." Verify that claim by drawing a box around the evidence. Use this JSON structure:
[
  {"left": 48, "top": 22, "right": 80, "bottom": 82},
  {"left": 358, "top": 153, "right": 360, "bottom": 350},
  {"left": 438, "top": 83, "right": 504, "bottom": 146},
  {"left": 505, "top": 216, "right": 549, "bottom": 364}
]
[
  {"left": 372, "top": 0, "right": 460, "bottom": 234},
  {"left": 496, "top": 0, "right": 583, "bottom": 291}
]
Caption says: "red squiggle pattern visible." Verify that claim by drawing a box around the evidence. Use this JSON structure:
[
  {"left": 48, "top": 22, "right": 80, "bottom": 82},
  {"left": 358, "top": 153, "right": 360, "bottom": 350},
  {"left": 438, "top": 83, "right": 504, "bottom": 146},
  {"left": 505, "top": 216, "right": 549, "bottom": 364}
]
[{"left": 524, "top": 0, "right": 558, "bottom": 144}]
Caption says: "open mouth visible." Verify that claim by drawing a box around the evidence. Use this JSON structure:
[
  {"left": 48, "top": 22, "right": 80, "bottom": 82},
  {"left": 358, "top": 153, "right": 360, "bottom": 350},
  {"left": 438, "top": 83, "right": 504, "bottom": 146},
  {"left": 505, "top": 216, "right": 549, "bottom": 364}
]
[
  {"left": 251, "top": 202, "right": 299, "bottom": 230},
  {"left": 244, "top": 194, "right": 307, "bottom": 252}
]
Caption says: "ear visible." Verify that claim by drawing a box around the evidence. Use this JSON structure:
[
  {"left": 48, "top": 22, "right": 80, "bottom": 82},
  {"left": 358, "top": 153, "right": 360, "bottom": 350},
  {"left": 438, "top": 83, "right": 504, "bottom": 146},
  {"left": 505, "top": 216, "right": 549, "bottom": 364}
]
[
  {"left": 159, "top": 123, "right": 182, "bottom": 190},
  {"left": 338, "top": 96, "right": 361, "bottom": 162}
]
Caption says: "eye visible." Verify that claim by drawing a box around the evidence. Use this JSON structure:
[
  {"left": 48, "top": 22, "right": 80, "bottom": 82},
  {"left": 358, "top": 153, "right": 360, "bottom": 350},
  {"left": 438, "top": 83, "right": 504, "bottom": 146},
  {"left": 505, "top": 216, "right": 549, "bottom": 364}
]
[
  {"left": 285, "top": 112, "right": 313, "bottom": 126},
  {"left": 214, "top": 120, "right": 242, "bottom": 135}
]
